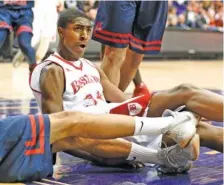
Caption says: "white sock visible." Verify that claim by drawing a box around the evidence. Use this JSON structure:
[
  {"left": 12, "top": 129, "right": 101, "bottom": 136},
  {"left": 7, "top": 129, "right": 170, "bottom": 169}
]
[
  {"left": 126, "top": 143, "right": 163, "bottom": 165},
  {"left": 134, "top": 116, "right": 174, "bottom": 136}
]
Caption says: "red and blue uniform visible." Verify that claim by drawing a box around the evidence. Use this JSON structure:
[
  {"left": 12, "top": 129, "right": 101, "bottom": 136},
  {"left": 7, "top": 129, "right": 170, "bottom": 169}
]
[
  {"left": 0, "top": 114, "right": 53, "bottom": 182},
  {"left": 0, "top": 0, "right": 34, "bottom": 35},
  {"left": 92, "top": 1, "right": 168, "bottom": 54},
  {"left": 0, "top": 0, "right": 36, "bottom": 66}
]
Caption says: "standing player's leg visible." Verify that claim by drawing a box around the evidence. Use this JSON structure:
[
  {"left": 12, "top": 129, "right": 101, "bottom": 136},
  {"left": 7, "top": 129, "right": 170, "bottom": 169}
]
[
  {"left": 0, "top": 9, "right": 12, "bottom": 52},
  {"left": 92, "top": 1, "right": 136, "bottom": 87},
  {"left": 0, "top": 29, "right": 9, "bottom": 53},
  {"left": 17, "top": 32, "right": 36, "bottom": 69},
  {"left": 132, "top": 69, "right": 150, "bottom": 98},
  {"left": 101, "top": 45, "right": 127, "bottom": 87},
  {"left": 16, "top": 8, "right": 36, "bottom": 72},
  {"left": 119, "top": 1, "right": 168, "bottom": 91},
  {"left": 119, "top": 48, "right": 144, "bottom": 91},
  {"left": 100, "top": 44, "right": 147, "bottom": 96}
]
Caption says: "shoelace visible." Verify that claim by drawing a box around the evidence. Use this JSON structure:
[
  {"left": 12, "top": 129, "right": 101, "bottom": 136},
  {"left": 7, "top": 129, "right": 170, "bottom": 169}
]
[{"left": 159, "top": 141, "right": 184, "bottom": 168}]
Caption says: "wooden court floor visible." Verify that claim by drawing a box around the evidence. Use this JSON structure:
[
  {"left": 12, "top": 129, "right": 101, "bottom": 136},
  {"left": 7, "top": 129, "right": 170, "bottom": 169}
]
[{"left": 0, "top": 59, "right": 223, "bottom": 185}]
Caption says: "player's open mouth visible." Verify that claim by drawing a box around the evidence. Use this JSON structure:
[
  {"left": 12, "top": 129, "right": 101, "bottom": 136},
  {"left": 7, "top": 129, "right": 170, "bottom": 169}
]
[{"left": 79, "top": 44, "right": 86, "bottom": 49}]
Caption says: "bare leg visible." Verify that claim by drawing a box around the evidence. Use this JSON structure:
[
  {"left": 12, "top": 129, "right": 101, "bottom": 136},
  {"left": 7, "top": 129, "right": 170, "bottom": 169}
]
[
  {"left": 49, "top": 111, "right": 136, "bottom": 144},
  {"left": 48, "top": 109, "right": 197, "bottom": 150},
  {"left": 119, "top": 48, "right": 144, "bottom": 91},
  {"left": 196, "top": 121, "right": 223, "bottom": 152},
  {"left": 133, "top": 69, "right": 143, "bottom": 87},
  {"left": 147, "top": 84, "right": 223, "bottom": 121},
  {"left": 101, "top": 46, "right": 127, "bottom": 86},
  {"left": 52, "top": 137, "right": 151, "bottom": 168},
  {"left": 53, "top": 137, "right": 131, "bottom": 159},
  {"left": 100, "top": 45, "right": 143, "bottom": 92}
]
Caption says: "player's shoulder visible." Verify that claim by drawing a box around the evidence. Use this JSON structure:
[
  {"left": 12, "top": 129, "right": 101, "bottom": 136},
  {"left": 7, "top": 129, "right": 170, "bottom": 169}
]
[{"left": 41, "top": 62, "right": 64, "bottom": 79}]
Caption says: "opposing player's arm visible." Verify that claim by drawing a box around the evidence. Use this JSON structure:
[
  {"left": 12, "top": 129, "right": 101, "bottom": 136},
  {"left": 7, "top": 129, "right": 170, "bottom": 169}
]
[
  {"left": 40, "top": 64, "right": 64, "bottom": 113},
  {"left": 95, "top": 65, "right": 127, "bottom": 102}
]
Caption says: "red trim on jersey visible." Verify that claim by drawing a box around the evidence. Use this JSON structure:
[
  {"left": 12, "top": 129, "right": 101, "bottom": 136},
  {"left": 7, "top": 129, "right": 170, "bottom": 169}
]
[
  {"left": 25, "top": 115, "right": 45, "bottom": 155},
  {"left": 16, "top": 25, "right": 32, "bottom": 36},
  {"left": 52, "top": 54, "right": 83, "bottom": 71}
]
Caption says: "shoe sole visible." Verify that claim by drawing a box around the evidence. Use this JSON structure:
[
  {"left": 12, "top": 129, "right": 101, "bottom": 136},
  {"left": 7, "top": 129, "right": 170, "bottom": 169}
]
[
  {"left": 170, "top": 124, "right": 196, "bottom": 149},
  {"left": 188, "top": 134, "right": 200, "bottom": 161},
  {"left": 177, "top": 114, "right": 198, "bottom": 148},
  {"left": 178, "top": 129, "right": 195, "bottom": 149}
]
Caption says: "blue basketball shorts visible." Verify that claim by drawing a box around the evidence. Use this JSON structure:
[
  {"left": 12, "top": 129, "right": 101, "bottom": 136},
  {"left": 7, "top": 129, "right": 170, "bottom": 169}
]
[
  {"left": 0, "top": 114, "right": 53, "bottom": 182},
  {"left": 0, "top": 7, "right": 33, "bottom": 36},
  {"left": 92, "top": 1, "right": 168, "bottom": 54}
]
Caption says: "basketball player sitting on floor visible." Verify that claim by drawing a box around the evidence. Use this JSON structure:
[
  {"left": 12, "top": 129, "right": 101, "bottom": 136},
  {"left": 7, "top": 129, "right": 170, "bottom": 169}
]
[{"left": 30, "top": 8, "right": 223, "bottom": 169}]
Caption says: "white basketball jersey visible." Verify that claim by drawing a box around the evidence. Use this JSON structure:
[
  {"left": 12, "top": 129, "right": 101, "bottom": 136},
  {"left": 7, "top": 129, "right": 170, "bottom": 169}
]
[
  {"left": 30, "top": 52, "right": 109, "bottom": 114},
  {"left": 30, "top": 52, "right": 162, "bottom": 158}
]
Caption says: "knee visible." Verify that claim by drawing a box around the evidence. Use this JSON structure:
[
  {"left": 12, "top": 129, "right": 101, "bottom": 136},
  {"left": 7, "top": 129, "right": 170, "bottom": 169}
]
[
  {"left": 129, "top": 53, "right": 144, "bottom": 68},
  {"left": 62, "top": 111, "right": 80, "bottom": 118},
  {"left": 56, "top": 111, "right": 79, "bottom": 121},
  {"left": 103, "top": 46, "right": 126, "bottom": 66},
  {"left": 175, "top": 83, "right": 199, "bottom": 96}
]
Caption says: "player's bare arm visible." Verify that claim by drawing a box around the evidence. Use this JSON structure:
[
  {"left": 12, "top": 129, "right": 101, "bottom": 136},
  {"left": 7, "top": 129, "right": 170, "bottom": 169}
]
[
  {"left": 96, "top": 65, "right": 127, "bottom": 102},
  {"left": 40, "top": 64, "right": 107, "bottom": 160},
  {"left": 40, "top": 64, "right": 65, "bottom": 113},
  {"left": 39, "top": 63, "right": 135, "bottom": 164}
]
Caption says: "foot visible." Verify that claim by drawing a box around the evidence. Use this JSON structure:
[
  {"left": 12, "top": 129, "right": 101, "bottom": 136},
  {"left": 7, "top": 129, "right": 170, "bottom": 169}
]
[
  {"left": 157, "top": 134, "right": 200, "bottom": 173},
  {"left": 162, "top": 110, "right": 198, "bottom": 148}
]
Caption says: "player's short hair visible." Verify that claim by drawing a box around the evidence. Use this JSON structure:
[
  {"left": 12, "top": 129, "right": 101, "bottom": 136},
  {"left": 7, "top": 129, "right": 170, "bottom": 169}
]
[{"left": 57, "top": 8, "right": 90, "bottom": 28}]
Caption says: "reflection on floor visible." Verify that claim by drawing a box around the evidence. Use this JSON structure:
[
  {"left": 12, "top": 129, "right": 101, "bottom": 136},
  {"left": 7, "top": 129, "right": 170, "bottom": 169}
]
[{"left": 0, "top": 90, "right": 223, "bottom": 185}]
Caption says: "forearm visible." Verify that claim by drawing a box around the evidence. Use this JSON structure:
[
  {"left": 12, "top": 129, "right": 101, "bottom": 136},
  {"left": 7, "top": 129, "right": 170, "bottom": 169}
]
[{"left": 42, "top": 100, "right": 63, "bottom": 114}]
